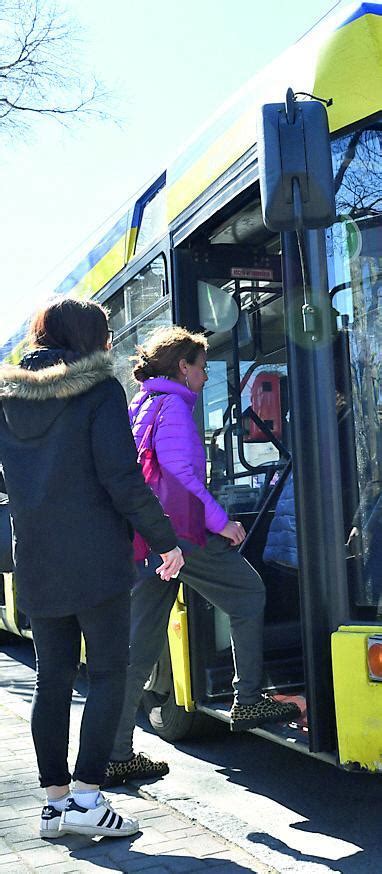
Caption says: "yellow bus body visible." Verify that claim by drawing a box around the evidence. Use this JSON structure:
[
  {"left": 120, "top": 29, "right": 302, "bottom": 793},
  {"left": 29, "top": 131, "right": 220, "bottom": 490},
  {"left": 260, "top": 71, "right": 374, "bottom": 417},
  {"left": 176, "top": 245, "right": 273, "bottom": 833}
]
[{"left": 332, "top": 626, "right": 382, "bottom": 771}]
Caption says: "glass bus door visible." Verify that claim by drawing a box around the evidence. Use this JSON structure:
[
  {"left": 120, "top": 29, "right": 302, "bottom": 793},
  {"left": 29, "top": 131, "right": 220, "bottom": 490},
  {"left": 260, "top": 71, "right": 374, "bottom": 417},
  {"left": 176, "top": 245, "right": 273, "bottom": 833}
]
[{"left": 173, "top": 242, "right": 306, "bottom": 740}]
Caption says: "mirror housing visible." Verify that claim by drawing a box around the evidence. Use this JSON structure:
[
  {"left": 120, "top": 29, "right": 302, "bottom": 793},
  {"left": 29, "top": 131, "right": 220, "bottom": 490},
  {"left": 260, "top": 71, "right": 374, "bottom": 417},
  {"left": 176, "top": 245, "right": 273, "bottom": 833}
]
[{"left": 257, "top": 90, "right": 336, "bottom": 231}]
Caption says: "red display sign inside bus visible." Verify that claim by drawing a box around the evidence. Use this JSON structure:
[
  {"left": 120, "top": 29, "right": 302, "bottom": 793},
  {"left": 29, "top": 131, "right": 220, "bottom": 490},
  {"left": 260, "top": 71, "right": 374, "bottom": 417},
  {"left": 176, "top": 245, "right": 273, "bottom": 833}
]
[{"left": 231, "top": 267, "right": 274, "bottom": 281}]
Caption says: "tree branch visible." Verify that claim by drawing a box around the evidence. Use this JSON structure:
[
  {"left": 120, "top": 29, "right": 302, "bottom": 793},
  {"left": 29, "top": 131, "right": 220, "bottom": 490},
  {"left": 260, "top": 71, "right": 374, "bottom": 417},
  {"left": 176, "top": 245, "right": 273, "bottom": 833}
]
[{"left": 0, "top": 0, "right": 118, "bottom": 135}]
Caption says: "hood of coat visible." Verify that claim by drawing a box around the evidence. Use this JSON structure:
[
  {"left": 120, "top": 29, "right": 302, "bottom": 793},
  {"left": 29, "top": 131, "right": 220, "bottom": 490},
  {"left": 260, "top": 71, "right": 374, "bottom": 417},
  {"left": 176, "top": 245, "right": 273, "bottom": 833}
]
[
  {"left": 129, "top": 376, "right": 198, "bottom": 423},
  {"left": 0, "top": 349, "right": 114, "bottom": 440}
]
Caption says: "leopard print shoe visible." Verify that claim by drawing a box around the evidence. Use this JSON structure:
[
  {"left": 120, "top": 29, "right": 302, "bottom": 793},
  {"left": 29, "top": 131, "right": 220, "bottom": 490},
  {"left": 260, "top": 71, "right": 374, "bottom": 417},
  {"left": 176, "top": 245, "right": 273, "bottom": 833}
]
[
  {"left": 230, "top": 695, "right": 301, "bottom": 732},
  {"left": 102, "top": 752, "right": 169, "bottom": 788}
]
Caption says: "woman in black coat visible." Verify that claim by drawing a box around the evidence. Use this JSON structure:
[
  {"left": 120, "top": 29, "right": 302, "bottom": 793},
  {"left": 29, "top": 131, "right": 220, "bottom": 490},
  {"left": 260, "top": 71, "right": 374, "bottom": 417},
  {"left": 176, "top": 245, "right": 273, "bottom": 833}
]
[{"left": 0, "top": 298, "right": 183, "bottom": 840}]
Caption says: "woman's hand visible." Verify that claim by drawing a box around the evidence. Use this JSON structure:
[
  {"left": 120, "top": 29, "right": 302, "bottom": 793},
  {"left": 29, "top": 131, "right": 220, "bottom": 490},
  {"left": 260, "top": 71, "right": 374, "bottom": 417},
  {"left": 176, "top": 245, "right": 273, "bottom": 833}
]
[
  {"left": 157, "top": 546, "right": 185, "bottom": 581},
  {"left": 219, "top": 520, "right": 246, "bottom": 546}
]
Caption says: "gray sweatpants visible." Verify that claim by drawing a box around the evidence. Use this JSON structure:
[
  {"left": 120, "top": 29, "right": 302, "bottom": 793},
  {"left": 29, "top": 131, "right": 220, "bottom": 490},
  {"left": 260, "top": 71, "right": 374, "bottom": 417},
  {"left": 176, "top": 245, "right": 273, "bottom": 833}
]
[{"left": 110, "top": 534, "right": 266, "bottom": 761}]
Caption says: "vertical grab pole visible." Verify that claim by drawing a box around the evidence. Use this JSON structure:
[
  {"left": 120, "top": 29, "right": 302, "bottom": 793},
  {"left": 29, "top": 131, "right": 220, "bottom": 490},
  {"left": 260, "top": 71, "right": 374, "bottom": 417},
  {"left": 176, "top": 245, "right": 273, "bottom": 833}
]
[{"left": 304, "top": 226, "right": 349, "bottom": 632}]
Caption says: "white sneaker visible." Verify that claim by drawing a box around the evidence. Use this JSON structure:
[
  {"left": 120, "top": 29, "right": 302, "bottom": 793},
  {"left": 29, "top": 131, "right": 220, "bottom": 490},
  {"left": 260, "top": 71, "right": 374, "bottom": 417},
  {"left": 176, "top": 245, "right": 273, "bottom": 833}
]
[
  {"left": 59, "top": 793, "right": 139, "bottom": 837},
  {"left": 40, "top": 804, "right": 63, "bottom": 838}
]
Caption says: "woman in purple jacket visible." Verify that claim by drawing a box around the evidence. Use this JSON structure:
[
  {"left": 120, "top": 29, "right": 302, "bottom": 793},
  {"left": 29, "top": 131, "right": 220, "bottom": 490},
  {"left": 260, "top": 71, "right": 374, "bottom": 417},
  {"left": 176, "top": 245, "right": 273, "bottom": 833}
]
[{"left": 104, "top": 327, "right": 300, "bottom": 786}]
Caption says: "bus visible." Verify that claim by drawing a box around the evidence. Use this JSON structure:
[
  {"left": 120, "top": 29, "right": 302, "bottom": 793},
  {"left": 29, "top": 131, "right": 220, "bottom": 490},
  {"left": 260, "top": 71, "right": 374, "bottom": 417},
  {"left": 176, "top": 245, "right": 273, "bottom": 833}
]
[{"left": 1, "top": 0, "right": 382, "bottom": 773}]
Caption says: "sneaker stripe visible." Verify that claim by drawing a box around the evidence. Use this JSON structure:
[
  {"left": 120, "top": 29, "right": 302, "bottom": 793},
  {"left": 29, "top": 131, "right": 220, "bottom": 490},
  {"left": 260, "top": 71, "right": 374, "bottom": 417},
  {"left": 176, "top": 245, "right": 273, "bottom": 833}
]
[
  {"left": 106, "top": 811, "right": 117, "bottom": 829},
  {"left": 98, "top": 809, "right": 111, "bottom": 827},
  {"left": 115, "top": 814, "right": 123, "bottom": 829}
]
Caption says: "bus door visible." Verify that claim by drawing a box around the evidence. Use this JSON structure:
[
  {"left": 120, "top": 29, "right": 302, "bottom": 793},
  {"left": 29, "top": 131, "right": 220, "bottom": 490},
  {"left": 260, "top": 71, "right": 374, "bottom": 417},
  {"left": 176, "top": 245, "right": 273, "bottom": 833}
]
[{"left": 173, "top": 243, "right": 304, "bottom": 716}]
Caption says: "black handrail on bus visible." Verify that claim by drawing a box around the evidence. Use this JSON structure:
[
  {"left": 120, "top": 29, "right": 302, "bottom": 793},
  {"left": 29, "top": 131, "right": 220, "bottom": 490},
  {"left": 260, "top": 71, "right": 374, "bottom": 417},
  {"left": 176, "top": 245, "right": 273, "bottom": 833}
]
[{"left": 239, "top": 458, "right": 292, "bottom": 555}]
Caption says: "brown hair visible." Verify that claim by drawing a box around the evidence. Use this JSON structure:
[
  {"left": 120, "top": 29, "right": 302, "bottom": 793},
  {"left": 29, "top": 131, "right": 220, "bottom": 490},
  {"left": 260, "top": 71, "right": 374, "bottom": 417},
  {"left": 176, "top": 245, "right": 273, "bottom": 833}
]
[
  {"left": 133, "top": 326, "right": 208, "bottom": 382},
  {"left": 28, "top": 298, "right": 109, "bottom": 357}
]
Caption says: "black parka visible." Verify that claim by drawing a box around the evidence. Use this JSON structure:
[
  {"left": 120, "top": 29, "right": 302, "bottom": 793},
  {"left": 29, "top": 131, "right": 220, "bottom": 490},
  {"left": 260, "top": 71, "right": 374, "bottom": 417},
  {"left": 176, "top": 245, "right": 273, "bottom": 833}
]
[{"left": 0, "top": 349, "right": 176, "bottom": 617}]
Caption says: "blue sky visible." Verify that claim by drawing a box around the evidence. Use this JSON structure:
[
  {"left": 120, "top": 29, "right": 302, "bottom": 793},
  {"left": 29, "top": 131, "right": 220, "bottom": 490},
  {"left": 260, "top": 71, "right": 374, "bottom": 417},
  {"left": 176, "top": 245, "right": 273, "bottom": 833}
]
[{"left": 0, "top": 0, "right": 348, "bottom": 344}]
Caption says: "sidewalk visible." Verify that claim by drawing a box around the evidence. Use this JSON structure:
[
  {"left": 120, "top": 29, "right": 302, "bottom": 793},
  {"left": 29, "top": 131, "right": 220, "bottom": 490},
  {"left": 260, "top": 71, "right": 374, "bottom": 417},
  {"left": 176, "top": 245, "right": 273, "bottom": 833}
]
[{"left": 0, "top": 698, "right": 274, "bottom": 874}]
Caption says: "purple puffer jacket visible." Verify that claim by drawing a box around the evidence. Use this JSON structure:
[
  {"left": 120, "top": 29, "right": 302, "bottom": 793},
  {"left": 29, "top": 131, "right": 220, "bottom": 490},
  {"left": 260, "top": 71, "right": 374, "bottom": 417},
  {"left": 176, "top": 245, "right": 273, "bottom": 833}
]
[{"left": 129, "top": 377, "right": 228, "bottom": 540}]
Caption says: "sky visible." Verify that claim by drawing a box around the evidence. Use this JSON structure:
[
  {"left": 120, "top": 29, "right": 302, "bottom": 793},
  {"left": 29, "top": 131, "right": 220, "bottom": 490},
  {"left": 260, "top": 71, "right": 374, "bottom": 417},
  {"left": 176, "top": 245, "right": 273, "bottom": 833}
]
[{"left": 0, "top": 0, "right": 350, "bottom": 345}]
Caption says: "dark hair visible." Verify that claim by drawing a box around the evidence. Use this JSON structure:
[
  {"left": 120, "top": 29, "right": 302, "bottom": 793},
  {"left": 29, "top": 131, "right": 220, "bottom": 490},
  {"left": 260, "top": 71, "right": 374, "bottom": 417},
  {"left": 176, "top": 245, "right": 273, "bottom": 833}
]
[
  {"left": 133, "top": 326, "right": 208, "bottom": 382},
  {"left": 28, "top": 298, "right": 109, "bottom": 357}
]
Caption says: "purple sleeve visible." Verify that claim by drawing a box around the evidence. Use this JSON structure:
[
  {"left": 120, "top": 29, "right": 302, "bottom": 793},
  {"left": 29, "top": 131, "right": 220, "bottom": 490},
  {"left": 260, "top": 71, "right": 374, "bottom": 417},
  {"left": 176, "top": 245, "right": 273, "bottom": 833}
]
[{"left": 154, "top": 396, "right": 229, "bottom": 534}]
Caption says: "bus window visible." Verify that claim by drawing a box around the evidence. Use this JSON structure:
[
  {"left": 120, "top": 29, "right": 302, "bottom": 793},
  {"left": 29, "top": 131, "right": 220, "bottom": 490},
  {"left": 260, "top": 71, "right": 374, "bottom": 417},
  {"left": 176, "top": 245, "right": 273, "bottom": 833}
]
[
  {"left": 134, "top": 187, "right": 167, "bottom": 259},
  {"left": 112, "top": 299, "right": 171, "bottom": 401},
  {"left": 124, "top": 255, "right": 167, "bottom": 322},
  {"left": 111, "top": 254, "right": 170, "bottom": 400},
  {"left": 328, "top": 122, "right": 382, "bottom": 616},
  {"left": 107, "top": 289, "right": 126, "bottom": 334}
]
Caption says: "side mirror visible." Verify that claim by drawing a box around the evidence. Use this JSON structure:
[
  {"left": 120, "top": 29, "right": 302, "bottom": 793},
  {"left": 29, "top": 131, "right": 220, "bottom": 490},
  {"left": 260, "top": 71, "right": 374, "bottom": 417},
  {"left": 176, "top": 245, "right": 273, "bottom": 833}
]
[{"left": 257, "top": 88, "right": 336, "bottom": 231}]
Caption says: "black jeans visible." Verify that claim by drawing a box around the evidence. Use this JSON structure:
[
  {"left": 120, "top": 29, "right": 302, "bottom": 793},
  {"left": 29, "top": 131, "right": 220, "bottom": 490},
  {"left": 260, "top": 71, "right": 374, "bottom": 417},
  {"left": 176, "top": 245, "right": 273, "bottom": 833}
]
[{"left": 30, "top": 591, "right": 130, "bottom": 788}]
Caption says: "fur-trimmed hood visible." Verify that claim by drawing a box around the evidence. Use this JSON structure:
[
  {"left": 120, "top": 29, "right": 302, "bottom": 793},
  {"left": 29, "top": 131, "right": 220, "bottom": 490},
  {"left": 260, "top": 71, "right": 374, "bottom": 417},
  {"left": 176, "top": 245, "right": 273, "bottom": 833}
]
[
  {"left": 0, "top": 350, "right": 114, "bottom": 401},
  {"left": 0, "top": 349, "right": 114, "bottom": 440}
]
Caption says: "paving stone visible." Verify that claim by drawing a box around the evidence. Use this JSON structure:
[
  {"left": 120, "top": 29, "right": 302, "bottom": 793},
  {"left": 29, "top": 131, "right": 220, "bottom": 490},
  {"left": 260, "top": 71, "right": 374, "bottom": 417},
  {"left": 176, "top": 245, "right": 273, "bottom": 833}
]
[
  {"left": 0, "top": 837, "right": 11, "bottom": 854},
  {"left": 62, "top": 843, "right": 112, "bottom": 861},
  {"left": 0, "top": 805, "right": 17, "bottom": 822},
  {"left": 175, "top": 862, "right": 224, "bottom": 872},
  {"left": 206, "top": 861, "right": 256, "bottom": 874},
  {"left": 0, "top": 792, "right": 30, "bottom": 803},
  {"left": 11, "top": 838, "right": 51, "bottom": 850},
  {"left": 162, "top": 826, "right": 208, "bottom": 840},
  {"left": 104, "top": 840, "right": 156, "bottom": 863},
  {"left": 0, "top": 866, "right": 29, "bottom": 874},
  {"left": 0, "top": 796, "right": 39, "bottom": 812},
  {"left": 0, "top": 823, "right": 37, "bottom": 842},
  {"left": 121, "top": 867, "right": 170, "bottom": 874},
  {"left": 0, "top": 820, "right": 26, "bottom": 835},
  {"left": 18, "top": 844, "right": 67, "bottom": 866},
  {"left": 0, "top": 852, "right": 20, "bottom": 865},
  {"left": 113, "top": 797, "right": 159, "bottom": 814},
  {"left": 142, "top": 814, "right": 194, "bottom": 833},
  {"left": 124, "top": 826, "right": 168, "bottom": 847},
  {"left": 71, "top": 861, "right": 126, "bottom": 873},
  {"left": 167, "top": 833, "right": 231, "bottom": 857},
  {"left": 32, "top": 864, "right": 82, "bottom": 873},
  {"left": 118, "top": 854, "right": 170, "bottom": 871}
]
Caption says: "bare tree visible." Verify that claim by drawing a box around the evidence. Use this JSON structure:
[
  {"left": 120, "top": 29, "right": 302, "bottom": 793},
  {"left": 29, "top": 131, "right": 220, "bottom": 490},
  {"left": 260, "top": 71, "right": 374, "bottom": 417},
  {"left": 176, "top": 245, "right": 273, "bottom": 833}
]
[
  {"left": 0, "top": 0, "right": 112, "bottom": 135},
  {"left": 333, "top": 124, "right": 382, "bottom": 219}
]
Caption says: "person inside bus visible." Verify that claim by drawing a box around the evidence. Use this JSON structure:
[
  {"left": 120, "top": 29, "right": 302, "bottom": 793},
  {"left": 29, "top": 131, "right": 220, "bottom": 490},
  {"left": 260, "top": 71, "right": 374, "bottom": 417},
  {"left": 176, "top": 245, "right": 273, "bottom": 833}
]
[
  {"left": 103, "top": 325, "right": 300, "bottom": 787},
  {"left": 0, "top": 299, "right": 184, "bottom": 839}
]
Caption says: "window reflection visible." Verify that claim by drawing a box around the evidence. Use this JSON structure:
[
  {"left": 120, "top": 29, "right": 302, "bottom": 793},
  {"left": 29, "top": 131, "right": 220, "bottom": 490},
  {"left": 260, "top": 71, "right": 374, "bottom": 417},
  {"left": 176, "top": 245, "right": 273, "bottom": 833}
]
[
  {"left": 112, "top": 301, "right": 171, "bottom": 402},
  {"left": 125, "top": 256, "right": 166, "bottom": 322},
  {"left": 202, "top": 283, "right": 290, "bottom": 518},
  {"left": 107, "top": 256, "right": 167, "bottom": 336},
  {"left": 328, "top": 122, "right": 382, "bottom": 613}
]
